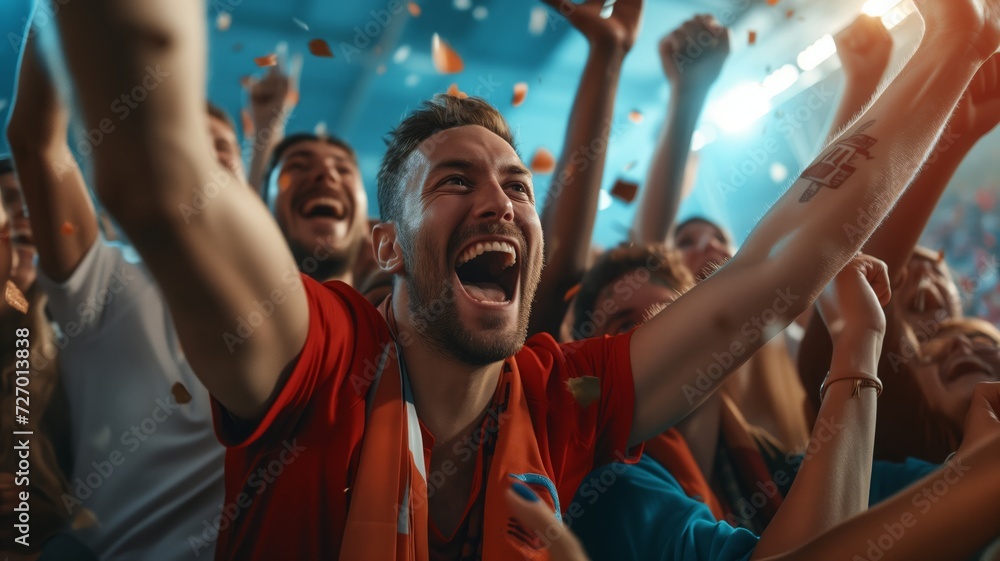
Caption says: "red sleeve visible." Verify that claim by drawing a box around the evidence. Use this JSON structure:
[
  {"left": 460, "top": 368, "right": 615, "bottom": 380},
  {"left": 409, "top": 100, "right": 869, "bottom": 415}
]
[
  {"left": 524, "top": 331, "right": 642, "bottom": 469},
  {"left": 566, "top": 331, "right": 643, "bottom": 466},
  {"left": 212, "top": 273, "right": 389, "bottom": 448}
]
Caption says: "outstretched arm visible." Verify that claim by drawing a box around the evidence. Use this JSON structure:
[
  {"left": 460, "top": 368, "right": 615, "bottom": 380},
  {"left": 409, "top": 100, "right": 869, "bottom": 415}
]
[
  {"left": 53, "top": 0, "right": 308, "bottom": 421},
  {"left": 529, "top": 0, "right": 642, "bottom": 338},
  {"left": 828, "top": 15, "right": 895, "bottom": 141},
  {"left": 863, "top": 52, "right": 1000, "bottom": 280},
  {"left": 754, "top": 255, "right": 889, "bottom": 557},
  {"left": 6, "top": 29, "right": 98, "bottom": 283},
  {"left": 633, "top": 15, "right": 729, "bottom": 246},
  {"left": 628, "top": 0, "right": 1000, "bottom": 443}
]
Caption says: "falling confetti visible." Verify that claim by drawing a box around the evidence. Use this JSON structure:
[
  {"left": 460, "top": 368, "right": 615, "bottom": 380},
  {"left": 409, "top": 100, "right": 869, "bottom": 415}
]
[
  {"left": 293, "top": 17, "right": 309, "bottom": 31},
  {"left": 308, "top": 39, "right": 334, "bottom": 58},
  {"left": 767, "top": 0, "right": 780, "bottom": 5},
  {"left": 71, "top": 508, "right": 99, "bottom": 531},
  {"left": 610, "top": 179, "right": 639, "bottom": 203},
  {"left": 446, "top": 83, "right": 468, "bottom": 99},
  {"left": 432, "top": 33, "right": 464, "bottom": 74},
  {"left": 785, "top": 9, "right": 795, "bottom": 18},
  {"left": 285, "top": 89, "right": 300, "bottom": 106},
  {"left": 254, "top": 54, "right": 278, "bottom": 67},
  {"left": 566, "top": 376, "right": 601, "bottom": 407},
  {"left": 623, "top": 161, "right": 637, "bottom": 171},
  {"left": 512, "top": 82, "right": 528, "bottom": 106},
  {"left": 408, "top": 2, "right": 421, "bottom": 17},
  {"left": 239, "top": 75, "right": 252, "bottom": 89},
  {"left": 563, "top": 283, "right": 582, "bottom": 302},
  {"left": 748, "top": 30, "right": 757, "bottom": 45},
  {"left": 171, "top": 382, "right": 193, "bottom": 404},
  {"left": 278, "top": 172, "right": 293, "bottom": 192},
  {"left": 5, "top": 280, "right": 28, "bottom": 314},
  {"left": 61, "top": 221, "right": 77, "bottom": 236},
  {"left": 530, "top": 147, "right": 556, "bottom": 174},
  {"left": 216, "top": 11, "right": 232, "bottom": 31},
  {"left": 528, "top": 6, "right": 548, "bottom": 35},
  {"left": 628, "top": 110, "right": 644, "bottom": 124},
  {"left": 472, "top": 6, "right": 488, "bottom": 20}
]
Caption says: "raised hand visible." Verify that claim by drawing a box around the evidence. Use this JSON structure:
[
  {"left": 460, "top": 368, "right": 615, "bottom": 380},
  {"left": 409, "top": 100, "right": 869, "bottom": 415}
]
[
  {"left": 658, "top": 14, "right": 730, "bottom": 93},
  {"left": 835, "top": 15, "right": 893, "bottom": 89},
  {"left": 543, "top": 0, "right": 643, "bottom": 52},
  {"left": 951, "top": 52, "right": 1000, "bottom": 143},
  {"left": 246, "top": 53, "right": 301, "bottom": 136},
  {"left": 817, "top": 253, "right": 891, "bottom": 344},
  {"left": 914, "top": 0, "right": 1000, "bottom": 59}
]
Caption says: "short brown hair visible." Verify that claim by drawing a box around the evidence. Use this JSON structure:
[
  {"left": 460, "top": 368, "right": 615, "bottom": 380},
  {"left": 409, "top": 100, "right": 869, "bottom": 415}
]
[
  {"left": 573, "top": 243, "right": 695, "bottom": 336},
  {"left": 376, "top": 95, "right": 516, "bottom": 223}
]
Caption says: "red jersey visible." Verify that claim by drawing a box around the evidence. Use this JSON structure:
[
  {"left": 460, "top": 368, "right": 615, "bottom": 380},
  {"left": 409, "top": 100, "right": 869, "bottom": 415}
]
[{"left": 211, "top": 274, "right": 639, "bottom": 560}]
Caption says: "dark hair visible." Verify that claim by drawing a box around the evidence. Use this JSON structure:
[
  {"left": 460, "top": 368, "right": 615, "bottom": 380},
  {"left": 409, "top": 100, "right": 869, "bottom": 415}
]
[
  {"left": 206, "top": 102, "right": 237, "bottom": 135},
  {"left": 264, "top": 132, "right": 358, "bottom": 194},
  {"left": 0, "top": 156, "right": 13, "bottom": 176},
  {"left": 573, "top": 243, "right": 694, "bottom": 336},
  {"left": 376, "top": 94, "right": 516, "bottom": 224}
]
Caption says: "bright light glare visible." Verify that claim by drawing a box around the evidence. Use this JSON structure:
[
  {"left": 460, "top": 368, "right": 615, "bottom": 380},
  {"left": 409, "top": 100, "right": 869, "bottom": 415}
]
[
  {"left": 707, "top": 83, "right": 772, "bottom": 134},
  {"left": 862, "top": 0, "right": 903, "bottom": 17},
  {"left": 762, "top": 64, "right": 800, "bottom": 99},
  {"left": 797, "top": 34, "right": 836, "bottom": 72}
]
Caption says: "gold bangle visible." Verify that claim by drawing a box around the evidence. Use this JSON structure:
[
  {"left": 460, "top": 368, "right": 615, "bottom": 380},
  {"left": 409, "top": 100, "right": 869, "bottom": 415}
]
[{"left": 819, "top": 372, "right": 883, "bottom": 402}]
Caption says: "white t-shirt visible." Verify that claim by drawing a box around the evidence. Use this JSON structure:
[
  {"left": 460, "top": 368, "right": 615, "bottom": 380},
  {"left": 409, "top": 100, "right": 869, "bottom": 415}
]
[{"left": 37, "top": 239, "right": 224, "bottom": 561}]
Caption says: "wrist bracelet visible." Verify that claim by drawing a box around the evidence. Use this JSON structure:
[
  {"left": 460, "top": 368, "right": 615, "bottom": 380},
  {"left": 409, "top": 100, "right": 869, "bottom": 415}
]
[{"left": 819, "top": 371, "right": 883, "bottom": 402}]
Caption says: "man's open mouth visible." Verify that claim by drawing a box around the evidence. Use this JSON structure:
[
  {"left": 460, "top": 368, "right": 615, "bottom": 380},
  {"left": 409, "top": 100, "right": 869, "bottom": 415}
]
[
  {"left": 454, "top": 239, "right": 519, "bottom": 305},
  {"left": 299, "top": 197, "right": 348, "bottom": 220}
]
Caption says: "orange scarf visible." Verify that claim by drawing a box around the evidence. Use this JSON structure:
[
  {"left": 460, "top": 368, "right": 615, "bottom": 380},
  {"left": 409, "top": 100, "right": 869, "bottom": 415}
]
[{"left": 340, "top": 300, "right": 558, "bottom": 560}]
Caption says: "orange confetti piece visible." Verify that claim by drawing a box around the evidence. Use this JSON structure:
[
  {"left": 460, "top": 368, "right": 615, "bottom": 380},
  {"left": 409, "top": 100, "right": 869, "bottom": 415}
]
[
  {"left": 610, "top": 179, "right": 639, "bottom": 203},
  {"left": 512, "top": 82, "right": 528, "bottom": 106},
  {"left": 566, "top": 376, "right": 601, "bottom": 408},
  {"left": 239, "top": 75, "right": 252, "bottom": 89},
  {"left": 446, "top": 83, "right": 468, "bottom": 99},
  {"left": 530, "top": 147, "right": 556, "bottom": 174},
  {"left": 785, "top": 9, "right": 795, "bottom": 18},
  {"left": 172, "top": 382, "right": 193, "bottom": 404},
  {"left": 628, "top": 110, "right": 644, "bottom": 124},
  {"left": 5, "top": 280, "right": 28, "bottom": 314},
  {"left": 254, "top": 54, "right": 278, "bottom": 67},
  {"left": 767, "top": 0, "right": 780, "bottom": 5},
  {"left": 241, "top": 109, "right": 255, "bottom": 137},
  {"left": 563, "top": 283, "right": 581, "bottom": 302},
  {"left": 61, "top": 221, "right": 77, "bottom": 236},
  {"left": 748, "top": 30, "right": 757, "bottom": 45},
  {"left": 408, "top": 2, "right": 421, "bottom": 17},
  {"left": 216, "top": 11, "right": 232, "bottom": 31},
  {"left": 285, "top": 89, "right": 300, "bottom": 106},
  {"left": 432, "top": 33, "right": 464, "bottom": 74},
  {"left": 278, "top": 172, "right": 293, "bottom": 192},
  {"left": 308, "top": 39, "right": 334, "bottom": 58}
]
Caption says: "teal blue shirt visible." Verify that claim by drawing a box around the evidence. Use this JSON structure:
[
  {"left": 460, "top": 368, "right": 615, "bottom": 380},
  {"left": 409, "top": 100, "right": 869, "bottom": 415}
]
[{"left": 569, "top": 455, "right": 937, "bottom": 561}]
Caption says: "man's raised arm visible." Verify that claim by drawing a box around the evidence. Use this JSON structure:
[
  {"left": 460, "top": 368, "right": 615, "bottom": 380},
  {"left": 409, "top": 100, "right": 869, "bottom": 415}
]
[
  {"left": 529, "top": 0, "right": 642, "bottom": 338},
  {"left": 53, "top": 0, "right": 309, "bottom": 421},
  {"left": 628, "top": 0, "right": 1000, "bottom": 443}
]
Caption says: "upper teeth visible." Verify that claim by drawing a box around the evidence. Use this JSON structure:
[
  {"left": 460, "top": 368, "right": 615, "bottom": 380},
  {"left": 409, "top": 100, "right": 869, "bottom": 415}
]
[{"left": 456, "top": 241, "right": 517, "bottom": 268}]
